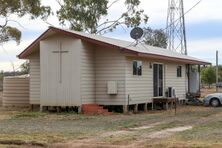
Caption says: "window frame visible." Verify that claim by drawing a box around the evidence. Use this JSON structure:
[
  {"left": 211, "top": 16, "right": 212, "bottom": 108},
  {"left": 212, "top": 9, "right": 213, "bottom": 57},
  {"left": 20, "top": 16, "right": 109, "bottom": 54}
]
[
  {"left": 133, "top": 60, "right": 142, "bottom": 76},
  {"left": 177, "top": 65, "right": 182, "bottom": 77}
]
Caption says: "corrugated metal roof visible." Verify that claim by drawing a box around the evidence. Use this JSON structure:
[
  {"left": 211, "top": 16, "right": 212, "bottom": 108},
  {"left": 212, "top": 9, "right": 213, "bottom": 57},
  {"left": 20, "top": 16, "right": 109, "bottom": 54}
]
[
  {"left": 57, "top": 27, "right": 210, "bottom": 64},
  {"left": 18, "top": 26, "right": 210, "bottom": 65}
]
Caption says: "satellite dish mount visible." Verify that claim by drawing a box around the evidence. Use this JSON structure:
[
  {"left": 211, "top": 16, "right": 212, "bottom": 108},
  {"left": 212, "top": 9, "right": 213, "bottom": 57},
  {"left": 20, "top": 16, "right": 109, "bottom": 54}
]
[{"left": 130, "top": 27, "right": 144, "bottom": 46}]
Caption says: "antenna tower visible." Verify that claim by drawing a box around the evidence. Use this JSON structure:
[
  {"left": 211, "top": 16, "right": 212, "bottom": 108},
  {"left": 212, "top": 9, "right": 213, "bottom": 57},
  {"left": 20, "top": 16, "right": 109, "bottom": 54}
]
[{"left": 166, "top": 0, "right": 187, "bottom": 55}]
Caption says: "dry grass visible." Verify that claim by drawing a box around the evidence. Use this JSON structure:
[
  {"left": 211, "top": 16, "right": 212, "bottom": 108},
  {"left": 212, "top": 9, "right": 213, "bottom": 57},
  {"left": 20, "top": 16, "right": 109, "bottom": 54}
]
[
  {"left": 0, "top": 106, "right": 222, "bottom": 147},
  {"left": 201, "top": 87, "right": 222, "bottom": 97},
  {"left": 0, "top": 88, "right": 222, "bottom": 147}
]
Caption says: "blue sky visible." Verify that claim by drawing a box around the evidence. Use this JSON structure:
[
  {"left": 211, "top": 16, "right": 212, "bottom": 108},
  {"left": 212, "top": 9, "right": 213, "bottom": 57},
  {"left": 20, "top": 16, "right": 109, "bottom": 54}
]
[{"left": 1, "top": 0, "right": 222, "bottom": 71}]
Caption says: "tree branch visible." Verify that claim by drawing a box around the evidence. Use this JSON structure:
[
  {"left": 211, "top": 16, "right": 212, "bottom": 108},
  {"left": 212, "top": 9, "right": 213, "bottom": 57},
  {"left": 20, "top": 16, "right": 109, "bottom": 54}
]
[
  {"left": 0, "top": 17, "right": 8, "bottom": 28},
  {"left": 56, "top": 0, "right": 63, "bottom": 7},
  {"left": 7, "top": 19, "right": 26, "bottom": 29},
  {"left": 96, "top": 20, "right": 125, "bottom": 34},
  {"left": 107, "top": 0, "right": 120, "bottom": 9}
]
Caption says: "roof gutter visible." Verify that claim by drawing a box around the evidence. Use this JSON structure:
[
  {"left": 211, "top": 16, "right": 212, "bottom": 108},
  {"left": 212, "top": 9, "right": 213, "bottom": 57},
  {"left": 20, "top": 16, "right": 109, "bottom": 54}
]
[{"left": 137, "top": 53, "right": 211, "bottom": 65}]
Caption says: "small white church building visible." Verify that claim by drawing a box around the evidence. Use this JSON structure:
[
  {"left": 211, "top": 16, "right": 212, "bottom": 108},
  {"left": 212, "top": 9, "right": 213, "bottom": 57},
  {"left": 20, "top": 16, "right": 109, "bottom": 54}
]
[{"left": 18, "top": 27, "right": 209, "bottom": 113}]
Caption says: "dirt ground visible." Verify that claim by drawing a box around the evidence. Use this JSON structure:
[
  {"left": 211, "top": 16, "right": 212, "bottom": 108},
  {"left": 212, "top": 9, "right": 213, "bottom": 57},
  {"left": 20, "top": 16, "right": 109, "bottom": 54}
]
[
  {"left": 201, "top": 87, "right": 222, "bottom": 97},
  {"left": 1, "top": 89, "right": 222, "bottom": 147},
  {"left": 0, "top": 106, "right": 222, "bottom": 148}
]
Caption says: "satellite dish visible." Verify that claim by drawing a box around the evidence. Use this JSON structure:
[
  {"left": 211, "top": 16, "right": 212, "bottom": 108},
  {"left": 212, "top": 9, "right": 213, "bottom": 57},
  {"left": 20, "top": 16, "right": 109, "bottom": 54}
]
[{"left": 130, "top": 27, "right": 144, "bottom": 40}]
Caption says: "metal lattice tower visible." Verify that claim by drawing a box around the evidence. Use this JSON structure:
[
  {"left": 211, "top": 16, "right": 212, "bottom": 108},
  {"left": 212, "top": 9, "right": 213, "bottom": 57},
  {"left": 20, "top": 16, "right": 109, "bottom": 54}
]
[{"left": 166, "top": 0, "right": 187, "bottom": 55}]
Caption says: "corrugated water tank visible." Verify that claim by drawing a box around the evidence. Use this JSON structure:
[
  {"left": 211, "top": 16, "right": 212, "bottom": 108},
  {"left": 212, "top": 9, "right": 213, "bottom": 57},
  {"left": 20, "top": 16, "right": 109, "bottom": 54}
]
[{"left": 3, "top": 76, "right": 29, "bottom": 107}]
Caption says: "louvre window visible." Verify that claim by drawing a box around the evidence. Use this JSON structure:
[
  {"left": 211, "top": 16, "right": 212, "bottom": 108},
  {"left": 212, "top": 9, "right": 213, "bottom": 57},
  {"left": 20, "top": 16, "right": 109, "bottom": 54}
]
[{"left": 133, "top": 60, "right": 142, "bottom": 76}]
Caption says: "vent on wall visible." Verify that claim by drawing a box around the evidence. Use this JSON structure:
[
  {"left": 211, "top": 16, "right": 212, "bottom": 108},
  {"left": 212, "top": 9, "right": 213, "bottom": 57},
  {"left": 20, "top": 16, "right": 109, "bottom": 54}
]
[{"left": 107, "top": 81, "right": 118, "bottom": 95}]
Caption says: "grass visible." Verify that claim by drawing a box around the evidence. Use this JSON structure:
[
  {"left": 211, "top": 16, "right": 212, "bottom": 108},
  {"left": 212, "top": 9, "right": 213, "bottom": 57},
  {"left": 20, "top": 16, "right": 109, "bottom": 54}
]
[
  {"left": 104, "top": 134, "right": 137, "bottom": 145},
  {"left": 0, "top": 88, "right": 221, "bottom": 147},
  {"left": 1, "top": 95, "right": 222, "bottom": 147},
  {"left": 0, "top": 107, "right": 215, "bottom": 138},
  {"left": 12, "top": 112, "right": 47, "bottom": 119},
  {"left": 177, "top": 120, "right": 222, "bottom": 141},
  {"left": 154, "top": 121, "right": 182, "bottom": 130}
]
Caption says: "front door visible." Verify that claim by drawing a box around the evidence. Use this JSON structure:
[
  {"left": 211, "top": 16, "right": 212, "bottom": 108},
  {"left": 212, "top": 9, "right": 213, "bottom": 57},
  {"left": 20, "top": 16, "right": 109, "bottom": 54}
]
[{"left": 153, "top": 64, "right": 163, "bottom": 97}]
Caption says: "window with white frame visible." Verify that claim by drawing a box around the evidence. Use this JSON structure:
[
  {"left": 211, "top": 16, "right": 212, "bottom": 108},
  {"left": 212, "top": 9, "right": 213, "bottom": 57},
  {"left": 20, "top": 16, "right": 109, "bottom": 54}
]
[{"left": 133, "top": 60, "right": 142, "bottom": 76}]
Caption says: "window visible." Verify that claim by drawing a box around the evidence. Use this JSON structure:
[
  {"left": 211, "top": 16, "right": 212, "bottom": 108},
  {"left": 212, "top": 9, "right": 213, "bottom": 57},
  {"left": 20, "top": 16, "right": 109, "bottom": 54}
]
[
  {"left": 133, "top": 60, "right": 142, "bottom": 76},
  {"left": 177, "top": 66, "right": 182, "bottom": 77}
]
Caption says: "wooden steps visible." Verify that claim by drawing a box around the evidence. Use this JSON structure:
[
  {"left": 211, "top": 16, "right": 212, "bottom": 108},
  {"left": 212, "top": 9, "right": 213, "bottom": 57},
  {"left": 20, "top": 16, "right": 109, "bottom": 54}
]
[{"left": 82, "top": 104, "right": 112, "bottom": 115}]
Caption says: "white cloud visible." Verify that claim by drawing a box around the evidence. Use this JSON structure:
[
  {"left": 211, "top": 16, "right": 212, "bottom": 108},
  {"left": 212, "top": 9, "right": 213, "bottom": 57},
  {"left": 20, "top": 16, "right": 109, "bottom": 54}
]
[
  {"left": 140, "top": 0, "right": 222, "bottom": 26},
  {"left": 188, "top": 37, "right": 222, "bottom": 65},
  {"left": 0, "top": 39, "right": 34, "bottom": 57},
  {"left": 0, "top": 60, "right": 25, "bottom": 72},
  {"left": 1, "top": 0, "right": 222, "bottom": 71},
  {"left": 0, "top": 40, "right": 33, "bottom": 72}
]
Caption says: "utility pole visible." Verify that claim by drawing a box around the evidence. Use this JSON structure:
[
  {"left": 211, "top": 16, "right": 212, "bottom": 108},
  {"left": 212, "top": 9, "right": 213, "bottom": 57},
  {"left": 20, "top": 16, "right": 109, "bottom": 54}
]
[{"left": 216, "top": 50, "right": 219, "bottom": 92}]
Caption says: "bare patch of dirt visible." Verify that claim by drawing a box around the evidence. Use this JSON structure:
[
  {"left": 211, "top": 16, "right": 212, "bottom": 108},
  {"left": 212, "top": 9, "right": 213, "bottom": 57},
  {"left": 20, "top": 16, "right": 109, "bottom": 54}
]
[
  {"left": 53, "top": 123, "right": 193, "bottom": 148},
  {"left": 101, "top": 122, "right": 162, "bottom": 137},
  {"left": 129, "top": 122, "right": 161, "bottom": 131},
  {"left": 147, "top": 126, "right": 193, "bottom": 139},
  {"left": 101, "top": 130, "right": 132, "bottom": 137}
]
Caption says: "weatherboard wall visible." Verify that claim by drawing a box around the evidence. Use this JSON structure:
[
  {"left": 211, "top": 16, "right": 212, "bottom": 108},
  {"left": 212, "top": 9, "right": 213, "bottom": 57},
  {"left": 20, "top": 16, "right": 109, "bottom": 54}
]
[
  {"left": 80, "top": 41, "right": 96, "bottom": 104},
  {"left": 95, "top": 46, "right": 126, "bottom": 105},
  {"left": 125, "top": 57, "right": 187, "bottom": 104},
  {"left": 29, "top": 51, "right": 40, "bottom": 105},
  {"left": 125, "top": 57, "right": 154, "bottom": 104},
  {"left": 165, "top": 63, "right": 187, "bottom": 100}
]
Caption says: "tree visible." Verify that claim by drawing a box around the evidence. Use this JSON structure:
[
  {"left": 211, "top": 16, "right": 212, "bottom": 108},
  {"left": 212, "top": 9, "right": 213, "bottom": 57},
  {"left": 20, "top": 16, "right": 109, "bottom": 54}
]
[
  {"left": 143, "top": 27, "right": 167, "bottom": 48},
  {"left": 0, "top": 70, "right": 3, "bottom": 81},
  {"left": 56, "top": 0, "right": 148, "bottom": 34},
  {"left": 20, "top": 61, "right": 30, "bottom": 74},
  {"left": 0, "top": 0, "right": 51, "bottom": 45},
  {"left": 218, "top": 65, "right": 222, "bottom": 82},
  {"left": 201, "top": 66, "right": 216, "bottom": 88}
]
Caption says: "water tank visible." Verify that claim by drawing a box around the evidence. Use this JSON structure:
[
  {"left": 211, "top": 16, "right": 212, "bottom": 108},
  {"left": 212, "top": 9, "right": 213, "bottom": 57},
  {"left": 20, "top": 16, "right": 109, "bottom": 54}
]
[
  {"left": 189, "top": 71, "right": 200, "bottom": 94},
  {"left": 3, "top": 76, "right": 29, "bottom": 107}
]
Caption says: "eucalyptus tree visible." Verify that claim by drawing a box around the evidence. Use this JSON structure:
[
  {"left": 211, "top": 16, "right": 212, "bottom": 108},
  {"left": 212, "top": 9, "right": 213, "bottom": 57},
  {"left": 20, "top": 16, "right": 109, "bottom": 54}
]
[
  {"left": 0, "top": 0, "right": 51, "bottom": 44},
  {"left": 143, "top": 27, "right": 167, "bottom": 48},
  {"left": 56, "top": 0, "right": 148, "bottom": 34}
]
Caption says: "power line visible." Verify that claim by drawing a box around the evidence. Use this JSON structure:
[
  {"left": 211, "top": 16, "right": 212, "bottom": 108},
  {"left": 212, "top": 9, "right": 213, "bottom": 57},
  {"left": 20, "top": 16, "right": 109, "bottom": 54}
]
[
  {"left": 132, "top": 0, "right": 202, "bottom": 52},
  {"left": 164, "top": 0, "right": 202, "bottom": 31},
  {"left": 166, "top": 0, "right": 202, "bottom": 55}
]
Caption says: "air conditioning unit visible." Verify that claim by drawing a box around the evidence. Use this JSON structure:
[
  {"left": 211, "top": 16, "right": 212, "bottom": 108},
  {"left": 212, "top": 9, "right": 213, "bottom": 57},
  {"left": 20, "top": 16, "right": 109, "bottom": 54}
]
[
  {"left": 107, "top": 81, "right": 117, "bottom": 95},
  {"left": 167, "top": 87, "right": 176, "bottom": 97}
]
